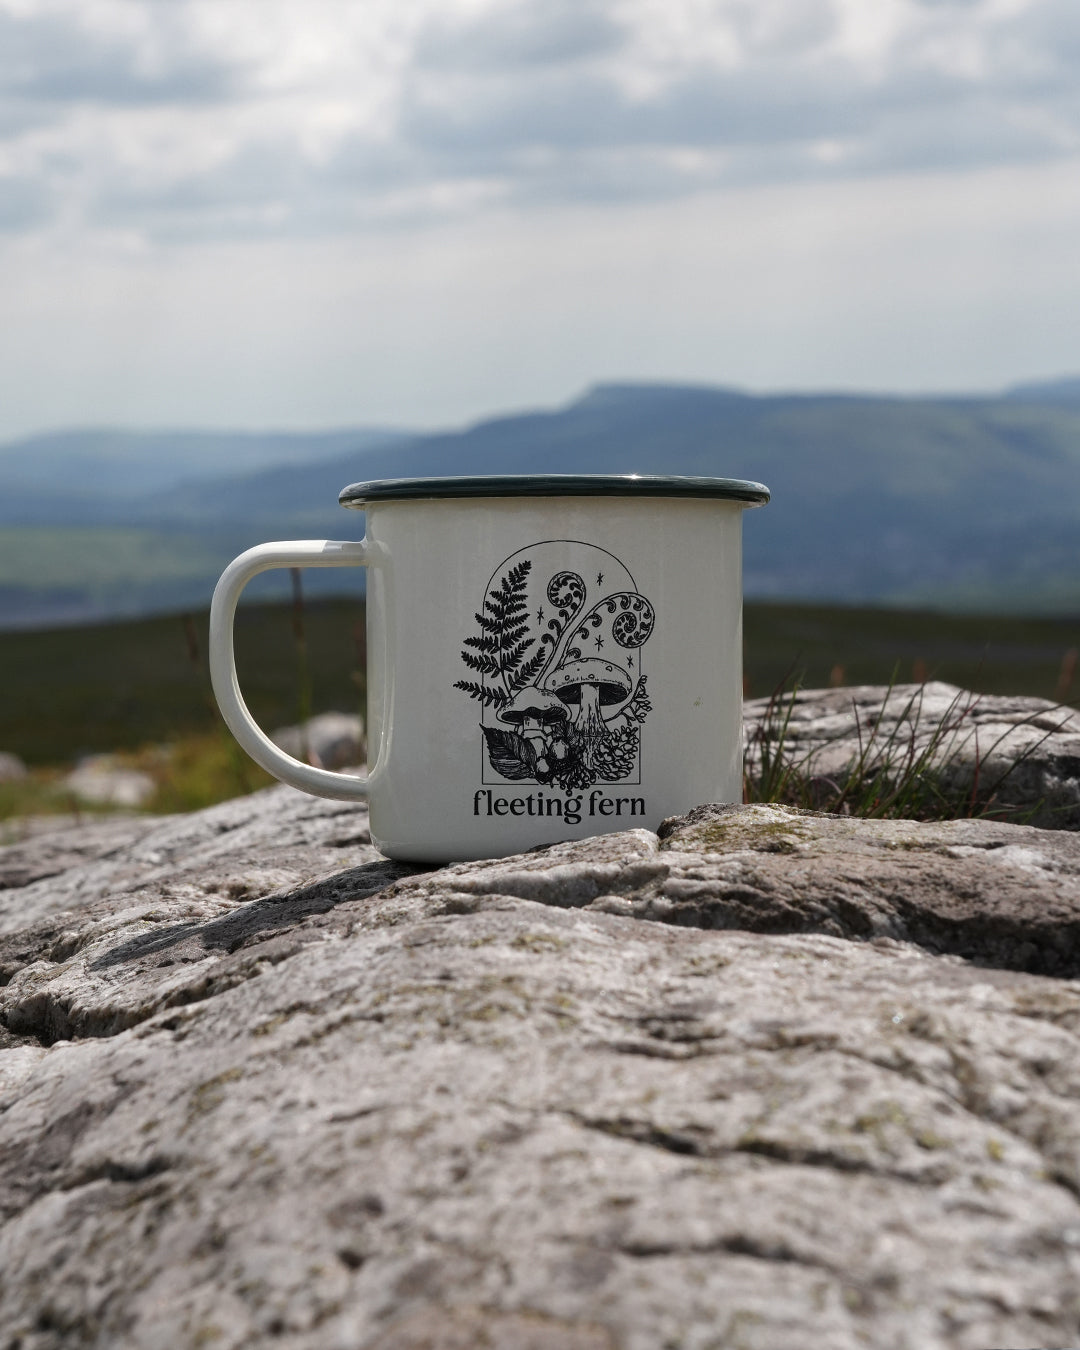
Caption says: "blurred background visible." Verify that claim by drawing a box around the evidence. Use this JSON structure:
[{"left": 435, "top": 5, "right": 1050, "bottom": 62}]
[{"left": 1, "top": 0, "right": 1078, "bottom": 819}]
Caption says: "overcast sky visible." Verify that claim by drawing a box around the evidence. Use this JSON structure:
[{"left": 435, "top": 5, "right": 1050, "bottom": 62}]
[{"left": 2, "top": 0, "right": 1080, "bottom": 438}]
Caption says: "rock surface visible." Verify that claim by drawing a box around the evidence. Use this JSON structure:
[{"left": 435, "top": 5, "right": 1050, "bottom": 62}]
[
  {"left": 271, "top": 711, "right": 365, "bottom": 772},
  {"left": 0, "top": 752, "right": 27, "bottom": 783},
  {"left": 744, "top": 681, "right": 1080, "bottom": 829},
  {"left": 63, "top": 754, "right": 157, "bottom": 808},
  {"left": 3, "top": 774, "right": 1080, "bottom": 1348}
]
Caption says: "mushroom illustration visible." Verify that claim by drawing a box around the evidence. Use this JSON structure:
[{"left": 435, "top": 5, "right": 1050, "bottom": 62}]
[
  {"left": 544, "top": 658, "right": 632, "bottom": 768},
  {"left": 498, "top": 686, "right": 571, "bottom": 775}
]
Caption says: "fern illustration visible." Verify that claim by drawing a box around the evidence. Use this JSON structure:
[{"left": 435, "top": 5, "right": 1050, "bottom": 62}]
[
  {"left": 453, "top": 679, "right": 508, "bottom": 708},
  {"left": 512, "top": 643, "right": 551, "bottom": 692},
  {"left": 456, "top": 559, "right": 538, "bottom": 704},
  {"left": 509, "top": 570, "right": 585, "bottom": 687},
  {"left": 459, "top": 649, "right": 501, "bottom": 675}
]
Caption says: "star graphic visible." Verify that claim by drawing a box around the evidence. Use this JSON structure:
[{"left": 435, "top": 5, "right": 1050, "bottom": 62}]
[
  {"left": 595, "top": 635, "right": 604, "bottom": 650},
  {"left": 596, "top": 571, "right": 604, "bottom": 586},
  {"left": 536, "top": 606, "right": 544, "bottom": 624},
  {"left": 627, "top": 654, "right": 634, "bottom": 668}
]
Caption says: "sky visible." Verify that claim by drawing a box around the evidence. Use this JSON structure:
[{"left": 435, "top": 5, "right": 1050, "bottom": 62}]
[{"left": 2, "top": 0, "right": 1080, "bottom": 439}]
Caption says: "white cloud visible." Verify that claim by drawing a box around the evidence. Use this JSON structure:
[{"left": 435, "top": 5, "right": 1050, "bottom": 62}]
[
  {"left": 2, "top": 155, "right": 1080, "bottom": 439},
  {"left": 0, "top": 0, "right": 1077, "bottom": 242},
  {"left": 1, "top": 0, "right": 1079, "bottom": 437}
]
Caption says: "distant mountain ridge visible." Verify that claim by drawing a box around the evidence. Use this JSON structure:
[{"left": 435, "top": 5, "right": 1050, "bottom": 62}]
[
  {"left": 1003, "top": 375, "right": 1080, "bottom": 406},
  {"left": 2, "top": 380, "right": 1079, "bottom": 627},
  {"left": 0, "top": 427, "right": 412, "bottom": 525}
]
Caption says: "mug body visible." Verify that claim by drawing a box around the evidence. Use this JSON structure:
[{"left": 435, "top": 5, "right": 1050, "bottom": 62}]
[{"left": 357, "top": 483, "right": 762, "bottom": 861}]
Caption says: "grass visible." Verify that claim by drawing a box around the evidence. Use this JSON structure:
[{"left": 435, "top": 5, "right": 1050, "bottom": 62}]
[
  {"left": 742, "top": 601, "right": 1079, "bottom": 704},
  {"left": 0, "top": 735, "right": 276, "bottom": 829},
  {"left": 0, "top": 588, "right": 363, "bottom": 823},
  {"left": 0, "top": 595, "right": 367, "bottom": 767},
  {"left": 743, "top": 673, "right": 1070, "bottom": 822},
  {"left": 0, "top": 595, "right": 1075, "bottom": 822}
]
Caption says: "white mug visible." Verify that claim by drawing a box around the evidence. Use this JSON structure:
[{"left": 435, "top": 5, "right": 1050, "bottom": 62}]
[{"left": 210, "top": 475, "right": 769, "bottom": 862}]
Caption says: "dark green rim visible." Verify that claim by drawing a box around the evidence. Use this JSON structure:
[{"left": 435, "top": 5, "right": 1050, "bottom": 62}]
[{"left": 339, "top": 473, "right": 770, "bottom": 509}]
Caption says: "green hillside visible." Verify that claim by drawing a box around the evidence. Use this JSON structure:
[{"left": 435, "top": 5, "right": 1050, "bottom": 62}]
[
  {"left": 1, "top": 598, "right": 366, "bottom": 767},
  {"left": 0, "top": 526, "right": 224, "bottom": 593},
  {"left": 2, "top": 598, "right": 1075, "bottom": 769}
]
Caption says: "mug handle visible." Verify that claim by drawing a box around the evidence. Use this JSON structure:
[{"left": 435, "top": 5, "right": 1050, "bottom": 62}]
[{"left": 209, "top": 539, "right": 374, "bottom": 801}]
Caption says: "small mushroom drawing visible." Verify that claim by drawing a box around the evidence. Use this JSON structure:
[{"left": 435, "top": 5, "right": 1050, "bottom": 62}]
[
  {"left": 497, "top": 686, "right": 572, "bottom": 775},
  {"left": 544, "top": 658, "right": 632, "bottom": 767}
]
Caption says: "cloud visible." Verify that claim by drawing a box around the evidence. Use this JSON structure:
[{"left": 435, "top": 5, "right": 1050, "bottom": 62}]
[
  {"left": 415, "top": 0, "right": 624, "bottom": 72},
  {"left": 0, "top": 171, "right": 51, "bottom": 229},
  {"left": 0, "top": 7, "right": 233, "bottom": 108},
  {"left": 0, "top": 0, "right": 1078, "bottom": 243}
]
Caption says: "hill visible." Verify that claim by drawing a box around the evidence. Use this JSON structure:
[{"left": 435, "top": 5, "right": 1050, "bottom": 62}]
[
  {"left": 1, "top": 382, "right": 1079, "bottom": 626},
  {"left": 0, "top": 426, "right": 412, "bottom": 527},
  {"left": 1, "top": 596, "right": 1076, "bottom": 768}
]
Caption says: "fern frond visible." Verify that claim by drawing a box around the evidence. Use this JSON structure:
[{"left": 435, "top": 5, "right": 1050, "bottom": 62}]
[
  {"left": 511, "top": 646, "right": 551, "bottom": 690},
  {"left": 504, "top": 560, "right": 531, "bottom": 590},
  {"left": 460, "top": 650, "right": 501, "bottom": 675},
  {"left": 454, "top": 679, "right": 507, "bottom": 707},
  {"left": 502, "top": 637, "right": 533, "bottom": 673},
  {"left": 500, "top": 621, "right": 530, "bottom": 648}
]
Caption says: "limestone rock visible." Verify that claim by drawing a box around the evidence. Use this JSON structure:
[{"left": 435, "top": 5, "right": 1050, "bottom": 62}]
[
  {"left": 3, "top": 783, "right": 1080, "bottom": 1348},
  {"left": 0, "top": 751, "right": 27, "bottom": 782},
  {"left": 745, "top": 681, "right": 1080, "bottom": 829},
  {"left": 63, "top": 754, "right": 156, "bottom": 808},
  {"left": 271, "top": 711, "right": 365, "bottom": 771},
  {"left": 0, "top": 812, "right": 161, "bottom": 898}
]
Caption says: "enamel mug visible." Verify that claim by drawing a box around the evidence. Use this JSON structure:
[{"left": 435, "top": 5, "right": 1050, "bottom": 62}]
[{"left": 209, "top": 474, "right": 770, "bottom": 862}]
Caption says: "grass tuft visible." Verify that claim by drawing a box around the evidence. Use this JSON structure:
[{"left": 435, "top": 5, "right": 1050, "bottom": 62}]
[{"left": 743, "top": 673, "right": 1069, "bottom": 823}]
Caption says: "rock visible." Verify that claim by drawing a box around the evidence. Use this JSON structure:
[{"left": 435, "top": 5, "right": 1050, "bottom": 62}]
[
  {"left": 63, "top": 755, "right": 156, "bottom": 809},
  {"left": 745, "top": 681, "right": 1080, "bottom": 828},
  {"left": 3, "top": 780, "right": 1080, "bottom": 1348},
  {"left": 0, "top": 751, "right": 27, "bottom": 782},
  {"left": 0, "top": 813, "right": 162, "bottom": 898},
  {"left": 271, "top": 710, "right": 365, "bottom": 771}
]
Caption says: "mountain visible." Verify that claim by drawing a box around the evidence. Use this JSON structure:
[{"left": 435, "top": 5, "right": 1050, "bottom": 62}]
[
  {"left": 1004, "top": 376, "right": 1080, "bottom": 406},
  {"left": 0, "top": 427, "right": 413, "bottom": 526},
  {"left": 2, "top": 382, "right": 1079, "bottom": 627}
]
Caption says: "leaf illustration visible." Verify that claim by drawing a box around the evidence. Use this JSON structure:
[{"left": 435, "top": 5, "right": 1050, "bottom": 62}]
[
  {"left": 502, "top": 638, "right": 533, "bottom": 674},
  {"left": 501, "top": 620, "right": 530, "bottom": 645},
  {"left": 505, "top": 559, "right": 531, "bottom": 589},
  {"left": 511, "top": 645, "right": 551, "bottom": 692},
  {"left": 624, "top": 675, "right": 651, "bottom": 723},
  {"left": 460, "top": 649, "right": 501, "bottom": 675},
  {"left": 457, "top": 557, "right": 538, "bottom": 703},
  {"left": 482, "top": 725, "right": 534, "bottom": 780},
  {"left": 454, "top": 679, "right": 508, "bottom": 707}
]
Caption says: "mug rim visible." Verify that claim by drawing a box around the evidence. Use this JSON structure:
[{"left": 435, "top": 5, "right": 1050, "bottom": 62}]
[{"left": 339, "top": 473, "right": 771, "bottom": 509}]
